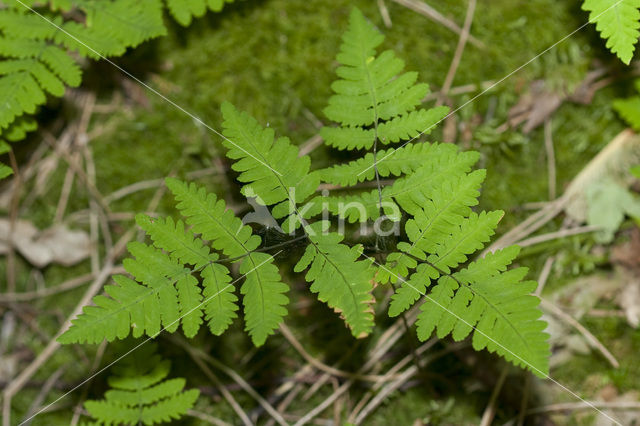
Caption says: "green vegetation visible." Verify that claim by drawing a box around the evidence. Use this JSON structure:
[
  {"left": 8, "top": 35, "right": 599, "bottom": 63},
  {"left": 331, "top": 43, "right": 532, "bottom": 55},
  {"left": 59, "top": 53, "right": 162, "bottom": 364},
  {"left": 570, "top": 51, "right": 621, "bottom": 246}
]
[{"left": 2, "top": 0, "right": 640, "bottom": 425}]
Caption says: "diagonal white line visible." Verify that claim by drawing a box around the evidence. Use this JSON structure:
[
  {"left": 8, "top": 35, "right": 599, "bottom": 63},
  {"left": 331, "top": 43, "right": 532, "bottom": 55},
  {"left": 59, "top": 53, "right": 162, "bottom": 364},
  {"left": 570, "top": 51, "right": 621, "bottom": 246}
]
[
  {"left": 363, "top": 253, "right": 622, "bottom": 425},
  {"left": 357, "top": 0, "right": 626, "bottom": 177},
  {"left": 11, "top": 0, "right": 283, "bottom": 177},
  {"left": 19, "top": 251, "right": 283, "bottom": 426}
]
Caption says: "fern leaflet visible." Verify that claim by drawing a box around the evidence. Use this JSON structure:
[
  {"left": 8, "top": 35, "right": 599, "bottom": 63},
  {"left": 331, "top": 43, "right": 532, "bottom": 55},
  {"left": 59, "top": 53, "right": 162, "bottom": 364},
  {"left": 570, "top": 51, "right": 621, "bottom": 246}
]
[
  {"left": 582, "top": 0, "right": 640, "bottom": 64},
  {"left": 84, "top": 344, "right": 199, "bottom": 425}
]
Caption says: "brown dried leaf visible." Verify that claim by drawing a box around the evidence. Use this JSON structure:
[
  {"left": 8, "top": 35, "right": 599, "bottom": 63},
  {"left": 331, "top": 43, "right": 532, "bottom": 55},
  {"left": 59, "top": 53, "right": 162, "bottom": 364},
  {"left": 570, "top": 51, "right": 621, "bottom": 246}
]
[{"left": 0, "top": 218, "right": 90, "bottom": 268}]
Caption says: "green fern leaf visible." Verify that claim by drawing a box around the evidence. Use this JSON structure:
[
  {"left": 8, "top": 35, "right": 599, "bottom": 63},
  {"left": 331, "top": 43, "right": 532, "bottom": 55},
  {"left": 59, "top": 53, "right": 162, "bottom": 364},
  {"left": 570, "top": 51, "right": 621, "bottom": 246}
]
[
  {"left": 318, "top": 142, "right": 437, "bottom": 187},
  {"left": 166, "top": 177, "right": 288, "bottom": 345},
  {"left": 295, "top": 232, "right": 375, "bottom": 337},
  {"left": 58, "top": 275, "right": 158, "bottom": 344},
  {"left": 415, "top": 246, "right": 550, "bottom": 376},
  {"left": 165, "top": 0, "right": 234, "bottom": 26},
  {"left": 321, "top": 107, "right": 448, "bottom": 151},
  {"left": 220, "top": 102, "right": 319, "bottom": 209},
  {"left": 79, "top": 0, "right": 166, "bottom": 51},
  {"left": 613, "top": 95, "right": 640, "bottom": 130},
  {"left": 85, "top": 344, "right": 199, "bottom": 426},
  {"left": 202, "top": 261, "right": 238, "bottom": 335},
  {"left": 310, "top": 144, "right": 479, "bottom": 224},
  {"left": 583, "top": 0, "right": 640, "bottom": 64}
]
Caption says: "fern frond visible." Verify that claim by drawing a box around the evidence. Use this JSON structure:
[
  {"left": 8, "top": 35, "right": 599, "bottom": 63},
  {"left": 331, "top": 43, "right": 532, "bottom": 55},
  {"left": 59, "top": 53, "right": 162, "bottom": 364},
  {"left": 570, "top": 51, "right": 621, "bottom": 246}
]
[
  {"left": 387, "top": 210, "right": 502, "bottom": 314},
  {"left": 220, "top": 104, "right": 377, "bottom": 338},
  {"left": 136, "top": 214, "right": 239, "bottom": 337},
  {"left": 0, "top": 117, "right": 36, "bottom": 179},
  {"left": 165, "top": 0, "right": 234, "bottom": 26},
  {"left": 381, "top": 168, "right": 485, "bottom": 287},
  {"left": 295, "top": 232, "right": 375, "bottom": 337},
  {"left": 583, "top": 0, "right": 640, "bottom": 64},
  {"left": 310, "top": 145, "right": 479, "bottom": 224},
  {"left": 318, "top": 142, "right": 436, "bottom": 187},
  {"left": 59, "top": 274, "right": 161, "bottom": 344},
  {"left": 321, "top": 107, "right": 448, "bottom": 151},
  {"left": 202, "top": 261, "right": 238, "bottom": 335},
  {"left": 614, "top": 97, "right": 640, "bottom": 130},
  {"left": 59, "top": 241, "right": 200, "bottom": 344},
  {"left": 79, "top": 0, "right": 167, "bottom": 51},
  {"left": 321, "top": 7, "right": 448, "bottom": 152},
  {"left": 0, "top": 144, "right": 12, "bottom": 179},
  {"left": 166, "top": 178, "right": 288, "bottom": 345},
  {"left": 415, "top": 246, "right": 550, "bottom": 376},
  {"left": 84, "top": 344, "right": 199, "bottom": 425},
  {"left": 613, "top": 82, "right": 640, "bottom": 130},
  {"left": 220, "top": 102, "right": 319, "bottom": 209}
]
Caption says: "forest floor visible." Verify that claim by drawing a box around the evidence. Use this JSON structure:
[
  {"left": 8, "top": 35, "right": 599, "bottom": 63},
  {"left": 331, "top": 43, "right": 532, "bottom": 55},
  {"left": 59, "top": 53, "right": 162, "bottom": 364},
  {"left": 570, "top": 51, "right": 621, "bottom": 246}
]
[{"left": 2, "top": 0, "right": 640, "bottom": 424}]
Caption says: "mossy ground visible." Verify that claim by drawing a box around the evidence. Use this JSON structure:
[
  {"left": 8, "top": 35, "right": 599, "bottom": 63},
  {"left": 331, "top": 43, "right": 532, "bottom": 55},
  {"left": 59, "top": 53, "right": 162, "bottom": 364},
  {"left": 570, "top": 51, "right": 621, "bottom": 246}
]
[{"left": 3, "top": 0, "right": 640, "bottom": 424}]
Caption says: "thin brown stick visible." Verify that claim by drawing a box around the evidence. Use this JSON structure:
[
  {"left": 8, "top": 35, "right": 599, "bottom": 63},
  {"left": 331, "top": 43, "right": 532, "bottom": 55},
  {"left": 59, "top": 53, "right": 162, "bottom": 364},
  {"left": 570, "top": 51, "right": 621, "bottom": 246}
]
[
  {"left": 83, "top": 144, "right": 101, "bottom": 274},
  {"left": 42, "top": 132, "right": 111, "bottom": 214},
  {"left": 176, "top": 342, "right": 252, "bottom": 426},
  {"left": 519, "top": 401, "right": 640, "bottom": 417},
  {"left": 544, "top": 119, "right": 557, "bottom": 200},
  {"left": 423, "top": 80, "right": 496, "bottom": 102},
  {"left": 186, "top": 410, "right": 232, "bottom": 426},
  {"left": 173, "top": 336, "right": 289, "bottom": 426},
  {"left": 21, "top": 366, "right": 66, "bottom": 426},
  {"left": 390, "top": 0, "right": 484, "bottom": 48},
  {"left": 479, "top": 367, "right": 508, "bottom": 426},
  {"left": 514, "top": 225, "right": 600, "bottom": 248},
  {"left": 298, "top": 134, "right": 323, "bottom": 157},
  {"left": 437, "top": 0, "right": 477, "bottom": 106},
  {"left": 540, "top": 299, "right": 619, "bottom": 368},
  {"left": 70, "top": 340, "right": 107, "bottom": 426},
  {"left": 54, "top": 164, "right": 77, "bottom": 223},
  {"left": 484, "top": 196, "right": 570, "bottom": 254},
  {"left": 353, "top": 366, "right": 415, "bottom": 425},
  {"left": 0, "top": 267, "right": 124, "bottom": 302},
  {"left": 6, "top": 149, "right": 21, "bottom": 293},
  {"left": 347, "top": 339, "right": 441, "bottom": 423},
  {"left": 535, "top": 256, "right": 555, "bottom": 296},
  {"left": 279, "top": 324, "right": 404, "bottom": 383},
  {"left": 377, "top": 0, "right": 392, "bottom": 27},
  {"left": 516, "top": 373, "right": 531, "bottom": 426}
]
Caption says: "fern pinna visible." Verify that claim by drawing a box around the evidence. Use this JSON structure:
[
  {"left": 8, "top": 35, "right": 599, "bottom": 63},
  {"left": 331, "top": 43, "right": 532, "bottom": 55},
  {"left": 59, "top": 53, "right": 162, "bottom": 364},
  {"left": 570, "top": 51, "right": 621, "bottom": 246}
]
[
  {"left": 60, "top": 8, "right": 550, "bottom": 377},
  {"left": 84, "top": 344, "right": 199, "bottom": 425},
  {"left": 582, "top": 0, "right": 640, "bottom": 64},
  {"left": 0, "top": 0, "right": 234, "bottom": 176}
]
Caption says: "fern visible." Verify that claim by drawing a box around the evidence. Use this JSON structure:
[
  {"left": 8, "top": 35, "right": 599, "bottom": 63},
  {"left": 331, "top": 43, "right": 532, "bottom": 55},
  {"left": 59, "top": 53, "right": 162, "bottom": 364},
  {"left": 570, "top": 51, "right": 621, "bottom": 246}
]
[
  {"left": 61, "top": 7, "right": 549, "bottom": 378},
  {"left": 59, "top": 179, "right": 286, "bottom": 346},
  {"left": 613, "top": 79, "right": 640, "bottom": 130},
  {"left": 84, "top": 343, "right": 199, "bottom": 425},
  {"left": 165, "top": 0, "right": 235, "bottom": 26},
  {"left": 316, "top": 8, "right": 550, "bottom": 377},
  {"left": 220, "top": 102, "right": 376, "bottom": 337},
  {"left": 0, "top": 0, "right": 233, "bottom": 179},
  {"left": 582, "top": 0, "right": 640, "bottom": 64}
]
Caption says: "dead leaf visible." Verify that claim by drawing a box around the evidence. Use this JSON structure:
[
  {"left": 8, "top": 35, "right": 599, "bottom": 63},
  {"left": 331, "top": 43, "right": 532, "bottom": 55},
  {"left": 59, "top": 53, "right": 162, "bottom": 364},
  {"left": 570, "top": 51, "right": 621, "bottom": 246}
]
[
  {"left": 611, "top": 228, "right": 640, "bottom": 272},
  {"left": 564, "top": 129, "right": 640, "bottom": 223},
  {"left": 0, "top": 218, "right": 91, "bottom": 268},
  {"left": 508, "top": 69, "right": 610, "bottom": 134},
  {"left": 508, "top": 80, "right": 563, "bottom": 134}
]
